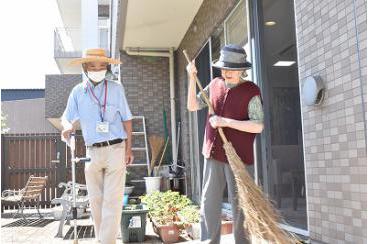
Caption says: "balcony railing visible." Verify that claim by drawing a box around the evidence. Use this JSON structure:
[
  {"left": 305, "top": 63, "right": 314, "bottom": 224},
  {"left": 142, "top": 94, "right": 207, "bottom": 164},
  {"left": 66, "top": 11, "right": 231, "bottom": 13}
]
[{"left": 54, "top": 27, "right": 110, "bottom": 58}]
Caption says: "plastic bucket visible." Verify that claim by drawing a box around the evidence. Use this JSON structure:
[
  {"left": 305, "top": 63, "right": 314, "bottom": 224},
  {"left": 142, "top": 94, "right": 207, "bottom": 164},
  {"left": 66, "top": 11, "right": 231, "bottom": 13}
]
[{"left": 144, "top": 176, "right": 161, "bottom": 194}]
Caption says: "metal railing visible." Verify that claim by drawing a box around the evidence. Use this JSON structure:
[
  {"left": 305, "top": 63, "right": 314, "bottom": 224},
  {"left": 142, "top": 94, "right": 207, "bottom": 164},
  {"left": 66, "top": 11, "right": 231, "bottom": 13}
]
[
  {"left": 54, "top": 27, "right": 110, "bottom": 58},
  {"left": 54, "top": 28, "right": 82, "bottom": 58}
]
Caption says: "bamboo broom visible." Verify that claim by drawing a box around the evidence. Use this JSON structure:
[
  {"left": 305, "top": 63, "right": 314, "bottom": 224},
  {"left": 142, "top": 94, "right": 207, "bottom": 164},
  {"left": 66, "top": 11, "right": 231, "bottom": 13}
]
[
  {"left": 154, "top": 136, "right": 170, "bottom": 176},
  {"left": 183, "top": 50, "right": 300, "bottom": 244},
  {"left": 148, "top": 135, "right": 165, "bottom": 176}
]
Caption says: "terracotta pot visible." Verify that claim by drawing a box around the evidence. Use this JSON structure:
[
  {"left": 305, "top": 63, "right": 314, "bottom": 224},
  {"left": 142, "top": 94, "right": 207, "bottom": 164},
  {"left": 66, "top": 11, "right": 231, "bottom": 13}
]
[
  {"left": 159, "top": 224, "right": 180, "bottom": 243},
  {"left": 152, "top": 220, "right": 180, "bottom": 243},
  {"left": 220, "top": 220, "right": 233, "bottom": 235}
]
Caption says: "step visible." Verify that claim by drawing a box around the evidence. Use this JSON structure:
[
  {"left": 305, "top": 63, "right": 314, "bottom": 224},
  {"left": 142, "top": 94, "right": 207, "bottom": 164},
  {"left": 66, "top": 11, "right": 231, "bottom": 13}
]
[
  {"left": 130, "top": 179, "right": 146, "bottom": 183},
  {"left": 132, "top": 147, "right": 146, "bottom": 151},
  {"left": 127, "top": 164, "right": 148, "bottom": 167}
]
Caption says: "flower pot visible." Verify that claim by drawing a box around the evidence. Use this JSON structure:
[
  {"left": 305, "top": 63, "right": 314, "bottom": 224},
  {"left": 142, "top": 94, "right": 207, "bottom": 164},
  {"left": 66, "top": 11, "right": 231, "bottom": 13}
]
[
  {"left": 161, "top": 177, "right": 171, "bottom": 191},
  {"left": 220, "top": 220, "right": 233, "bottom": 235},
  {"left": 144, "top": 176, "right": 161, "bottom": 194},
  {"left": 124, "top": 185, "right": 135, "bottom": 195},
  {"left": 152, "top": 220, "right": 180, "bottom": 243}
]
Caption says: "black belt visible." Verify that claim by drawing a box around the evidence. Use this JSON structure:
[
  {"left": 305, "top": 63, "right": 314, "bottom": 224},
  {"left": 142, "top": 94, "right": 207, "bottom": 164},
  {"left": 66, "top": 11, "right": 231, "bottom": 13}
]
[{"left": 92, "top": 138, "right": 124, "bottom": 148}]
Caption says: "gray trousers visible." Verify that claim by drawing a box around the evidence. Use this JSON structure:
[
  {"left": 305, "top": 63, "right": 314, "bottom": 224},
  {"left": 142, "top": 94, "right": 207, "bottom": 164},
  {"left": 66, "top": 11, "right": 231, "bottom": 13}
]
[{"left": 200, "top": 158, "right": 252, "bottom": 244}]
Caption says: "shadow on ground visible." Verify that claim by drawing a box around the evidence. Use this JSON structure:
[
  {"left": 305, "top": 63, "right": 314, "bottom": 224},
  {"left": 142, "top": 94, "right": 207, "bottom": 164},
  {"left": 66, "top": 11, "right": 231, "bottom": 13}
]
[{"left": 2, "top": 218, "right": 55, "bottom": 227}]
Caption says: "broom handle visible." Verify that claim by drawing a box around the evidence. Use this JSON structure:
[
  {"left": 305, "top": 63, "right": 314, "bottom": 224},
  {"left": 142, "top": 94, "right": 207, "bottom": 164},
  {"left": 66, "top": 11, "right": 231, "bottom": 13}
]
[{"left": 183, "top": 50, "right": 228, "bottom": 144}]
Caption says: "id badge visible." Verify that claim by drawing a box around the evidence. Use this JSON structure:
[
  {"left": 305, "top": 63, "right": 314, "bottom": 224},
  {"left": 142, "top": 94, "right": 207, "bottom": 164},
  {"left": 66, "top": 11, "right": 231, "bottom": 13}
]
[{"left": 96, "top": 122, "right": 109, "bottom": 133}]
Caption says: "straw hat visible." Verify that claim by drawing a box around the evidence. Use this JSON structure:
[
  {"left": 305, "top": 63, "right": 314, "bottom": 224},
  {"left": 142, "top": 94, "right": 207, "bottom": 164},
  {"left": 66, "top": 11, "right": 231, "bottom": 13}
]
[{"left": 69, "top": 48, "right": 122, "bottom": 65}]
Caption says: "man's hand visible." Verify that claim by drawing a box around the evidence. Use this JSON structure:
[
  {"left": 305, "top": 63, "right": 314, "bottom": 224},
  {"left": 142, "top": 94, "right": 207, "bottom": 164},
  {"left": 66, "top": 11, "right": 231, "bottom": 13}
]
[
  {"left": 125, "top": 147, "right": 134, "bottom": 165},
  {"left": 209, "top": 115, "right": 227, "bottom": 128},
  {"left": 61, "top": 127, "right": 74, "bottom": 142}
]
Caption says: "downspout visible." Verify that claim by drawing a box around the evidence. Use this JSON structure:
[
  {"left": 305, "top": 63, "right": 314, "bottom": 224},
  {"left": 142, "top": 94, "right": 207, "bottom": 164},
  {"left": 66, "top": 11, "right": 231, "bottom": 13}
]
[{"left": 125, "top": 47, "right": 177, "bottom": 168}]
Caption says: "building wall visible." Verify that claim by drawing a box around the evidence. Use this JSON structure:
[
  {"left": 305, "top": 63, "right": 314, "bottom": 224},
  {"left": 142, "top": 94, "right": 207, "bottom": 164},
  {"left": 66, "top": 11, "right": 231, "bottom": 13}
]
[
  {"left": 174, "top": 0, "right": 367, "bottom": 242},
  {"left": 120, "top": 51, "right": 171, "bottom": 138},
  {"left": 2, "top": 98, "right": 58, "bottom": 134},
  {"left": 45, "top": 74, "right": 83, "bottom": 119},
  {"left": 175, "top": 0, "right": 239, "bottom": 194},
  {"left": 119, "top": 52, "right": 171, "bottom": 191},
  {"left": 294, "top": 0, "right": 367, "bottom": 243}
]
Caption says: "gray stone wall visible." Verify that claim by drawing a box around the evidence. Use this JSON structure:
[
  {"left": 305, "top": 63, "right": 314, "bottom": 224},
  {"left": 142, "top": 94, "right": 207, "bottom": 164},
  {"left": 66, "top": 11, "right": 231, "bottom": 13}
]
[{"left": 294, "top": 0, "right": 367, "bottom": 243}]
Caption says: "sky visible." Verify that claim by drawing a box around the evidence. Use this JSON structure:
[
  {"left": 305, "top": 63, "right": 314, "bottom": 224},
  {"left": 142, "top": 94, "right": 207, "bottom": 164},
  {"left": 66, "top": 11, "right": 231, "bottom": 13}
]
[{"left": 0, "top": 0, "right": 63, "bottom": 89}]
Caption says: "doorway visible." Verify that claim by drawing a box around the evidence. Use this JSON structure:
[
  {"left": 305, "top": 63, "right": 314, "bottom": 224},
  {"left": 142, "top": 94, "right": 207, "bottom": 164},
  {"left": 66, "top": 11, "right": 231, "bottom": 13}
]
[{"left": 254, "top": 0, "right": 307, "bottom": 230}]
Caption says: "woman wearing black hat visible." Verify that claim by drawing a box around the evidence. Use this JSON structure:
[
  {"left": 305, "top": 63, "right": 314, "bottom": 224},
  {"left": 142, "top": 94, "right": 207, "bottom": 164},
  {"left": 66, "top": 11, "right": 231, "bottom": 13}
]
[{"left": 187, "top": 44, "right": 264, "bottom": 244}]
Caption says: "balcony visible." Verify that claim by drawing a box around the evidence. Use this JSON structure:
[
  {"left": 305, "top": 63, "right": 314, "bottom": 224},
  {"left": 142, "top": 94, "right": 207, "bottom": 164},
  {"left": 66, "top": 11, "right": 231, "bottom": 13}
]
[
  {"left": 54, "top": 28, "right": 82, "bottom": 58},
  {"left": 54, "top": 27, "right": 110, "bottom": 73}
]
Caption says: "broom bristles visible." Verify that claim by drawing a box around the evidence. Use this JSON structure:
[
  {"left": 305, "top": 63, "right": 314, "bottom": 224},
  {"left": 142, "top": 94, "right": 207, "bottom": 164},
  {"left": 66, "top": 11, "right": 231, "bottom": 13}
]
[
  {"left": 148, "top": 135, "right": 165, "bottom": 176},
  {"left": 223, "top": 142, "right": 300, "bottom": 244}
]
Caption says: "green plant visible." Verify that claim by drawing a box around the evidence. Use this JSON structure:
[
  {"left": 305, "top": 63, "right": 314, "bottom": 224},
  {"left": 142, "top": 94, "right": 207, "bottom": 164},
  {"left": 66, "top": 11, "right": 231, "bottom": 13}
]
[
  {"left": 177, "top": 205, "right": 200, "bottom": 224},
  {"left": 1, "top": 111, "right": 9, "bottom": 134},
  {"left": 140, "top": 190, "right": 192, "bottom": 225}
]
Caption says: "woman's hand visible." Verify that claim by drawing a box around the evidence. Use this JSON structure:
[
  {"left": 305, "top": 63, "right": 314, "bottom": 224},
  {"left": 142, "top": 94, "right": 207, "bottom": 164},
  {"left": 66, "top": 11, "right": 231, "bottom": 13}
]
[
  {"left": 186, "top": 60, "right": 197, "bottom": 79},
  {"left": 209, "top": 115, "right": 227, "bottom": 128}
]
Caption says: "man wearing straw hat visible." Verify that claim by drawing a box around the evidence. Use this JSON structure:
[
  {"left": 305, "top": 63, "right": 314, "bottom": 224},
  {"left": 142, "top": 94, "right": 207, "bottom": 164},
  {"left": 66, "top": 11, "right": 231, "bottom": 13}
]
[
  {"left": 61, "top": 48, "right": 133, "bottom": 244},
  {"left": 187, "top": 44, "right": 264, "bottom": 244}
]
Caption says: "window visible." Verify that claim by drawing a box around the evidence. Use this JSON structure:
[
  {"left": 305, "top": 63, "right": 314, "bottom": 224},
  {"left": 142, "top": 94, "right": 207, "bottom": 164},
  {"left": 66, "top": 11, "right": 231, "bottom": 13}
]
[
  {"left": 225, "top": 0, "right": 248, "bottom": 47},
  {"left": 210, "top": 0, "right": 250, "bottom": 78}
]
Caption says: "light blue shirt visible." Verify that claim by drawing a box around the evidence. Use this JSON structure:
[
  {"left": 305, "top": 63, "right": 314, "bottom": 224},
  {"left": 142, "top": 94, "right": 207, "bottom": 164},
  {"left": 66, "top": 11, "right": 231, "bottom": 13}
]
[{"left": 62, "top": 80, "right": 133, "bottom": 146}]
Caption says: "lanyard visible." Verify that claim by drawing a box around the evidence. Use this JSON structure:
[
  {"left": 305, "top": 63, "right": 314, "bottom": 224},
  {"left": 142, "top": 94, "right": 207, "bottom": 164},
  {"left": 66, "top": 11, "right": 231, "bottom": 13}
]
[{"left": 87, "top": 80, "right": 108, "bottom": 122}]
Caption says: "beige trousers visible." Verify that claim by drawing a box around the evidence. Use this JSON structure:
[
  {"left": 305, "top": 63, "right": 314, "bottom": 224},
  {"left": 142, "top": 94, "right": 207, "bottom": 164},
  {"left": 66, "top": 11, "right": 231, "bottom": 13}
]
[{"left": 85, "top": 141, "right": 126, "bottom": 244}]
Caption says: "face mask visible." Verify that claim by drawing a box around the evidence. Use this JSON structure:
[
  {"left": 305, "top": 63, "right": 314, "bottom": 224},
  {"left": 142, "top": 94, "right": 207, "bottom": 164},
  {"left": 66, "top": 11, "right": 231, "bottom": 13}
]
[{"left": 88, "top": 70, "right": 107, "bottom": 82}]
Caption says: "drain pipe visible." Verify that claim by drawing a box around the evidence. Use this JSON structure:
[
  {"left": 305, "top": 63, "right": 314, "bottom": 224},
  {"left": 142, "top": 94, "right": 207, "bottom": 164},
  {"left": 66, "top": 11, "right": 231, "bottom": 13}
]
[{"left": 126, "top": 47, "right": 177, "bottom": 167}]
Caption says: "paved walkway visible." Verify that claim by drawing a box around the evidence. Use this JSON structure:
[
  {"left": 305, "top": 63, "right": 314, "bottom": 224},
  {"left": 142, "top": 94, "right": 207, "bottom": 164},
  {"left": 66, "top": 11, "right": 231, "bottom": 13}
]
[{"left": 1, "top": 209, "right": 236, "bottom": 244}]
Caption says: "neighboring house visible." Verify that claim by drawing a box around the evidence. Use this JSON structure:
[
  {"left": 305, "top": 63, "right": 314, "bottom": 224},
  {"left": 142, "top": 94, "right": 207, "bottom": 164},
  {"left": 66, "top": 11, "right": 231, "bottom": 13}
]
[
  {"left": 1, "top": 89, "right": 60, "bottom": 205},
  {"left": 1, "top": 89, "right": 58, "bottom": 134},
  {"left": 1, "top": 89, "right": 82, "bottom": 208},
  {"left": 46, "top": 0, "right": 366, "bottom": 243}
]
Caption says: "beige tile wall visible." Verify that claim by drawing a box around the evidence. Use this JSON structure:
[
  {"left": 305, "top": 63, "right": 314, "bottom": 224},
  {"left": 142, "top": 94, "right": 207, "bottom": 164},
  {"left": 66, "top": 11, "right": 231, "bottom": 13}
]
[{"left": 294, "top": 0, "right": 367, "bottom": 243}]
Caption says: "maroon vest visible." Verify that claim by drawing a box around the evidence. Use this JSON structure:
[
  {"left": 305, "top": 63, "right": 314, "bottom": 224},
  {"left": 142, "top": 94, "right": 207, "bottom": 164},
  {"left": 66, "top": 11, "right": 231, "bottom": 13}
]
[{"left": 202, "top": 78, "right": 261, "bottom": 165}]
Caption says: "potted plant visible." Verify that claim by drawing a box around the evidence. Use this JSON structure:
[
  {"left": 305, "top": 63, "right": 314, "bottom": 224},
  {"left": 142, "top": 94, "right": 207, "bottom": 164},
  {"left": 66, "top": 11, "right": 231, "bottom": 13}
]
[
  {"left": 140, "top": 191, "right": 192, "bottom": 243},
  {"left": 177, "top": 205, "right": 200, "bottom": 240},
  {"left": 124, "top": 171, "right": 135, "bottom": 195}
]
